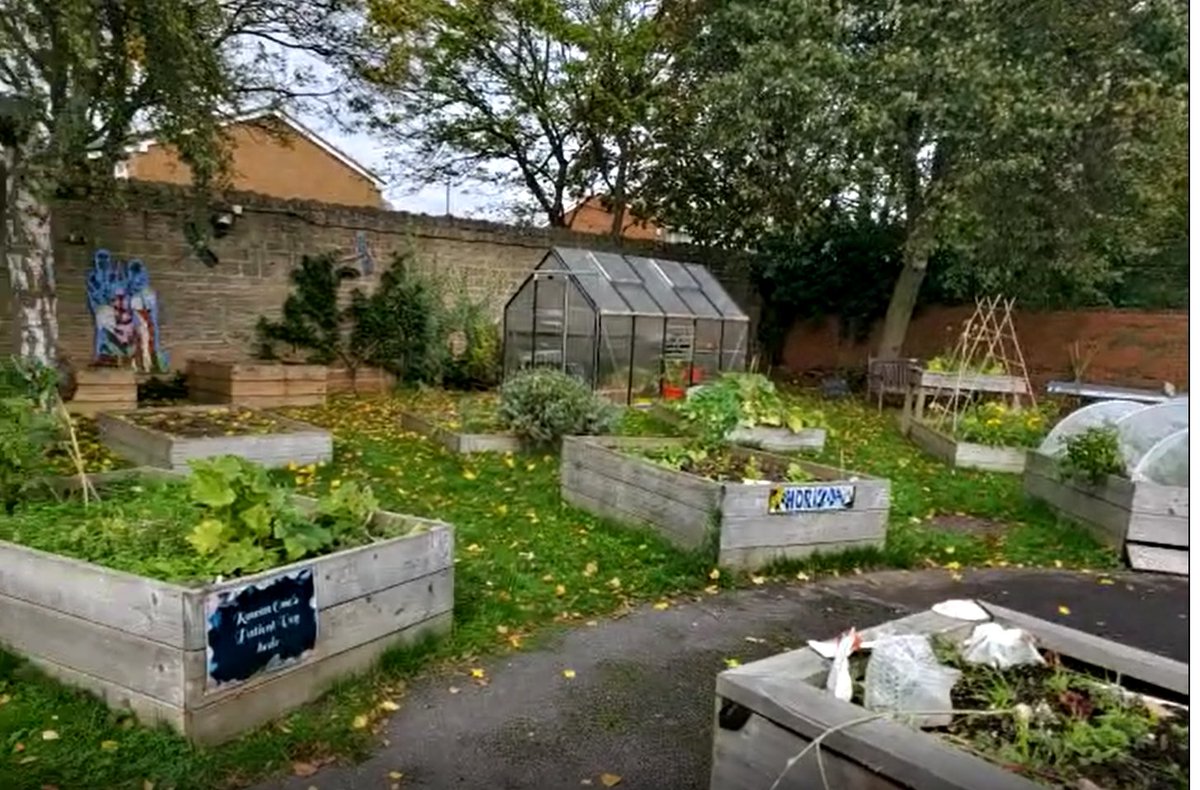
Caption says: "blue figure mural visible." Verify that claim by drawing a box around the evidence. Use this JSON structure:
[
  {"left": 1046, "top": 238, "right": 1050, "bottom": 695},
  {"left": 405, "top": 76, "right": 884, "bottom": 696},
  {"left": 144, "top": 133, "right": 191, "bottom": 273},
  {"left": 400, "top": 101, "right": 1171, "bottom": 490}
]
[{"left": 86, "top": 249, "right": 168, "bottom": 372}]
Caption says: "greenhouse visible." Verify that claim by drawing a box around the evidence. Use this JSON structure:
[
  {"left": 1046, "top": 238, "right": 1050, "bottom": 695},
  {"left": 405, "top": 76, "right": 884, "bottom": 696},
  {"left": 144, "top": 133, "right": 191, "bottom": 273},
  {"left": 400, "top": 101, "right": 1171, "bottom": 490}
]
[
  {"left": 1037, "top": 396, "right": 1189, "bottom": 486},
  {"left": 502, "top": 247, "right": 751, "bottom": 403}
]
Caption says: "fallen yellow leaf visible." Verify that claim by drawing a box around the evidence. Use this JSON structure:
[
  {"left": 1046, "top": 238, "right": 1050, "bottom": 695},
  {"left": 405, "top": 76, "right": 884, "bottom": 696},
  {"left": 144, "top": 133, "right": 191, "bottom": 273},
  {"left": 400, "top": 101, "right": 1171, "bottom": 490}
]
[
  {"left": 600, "top": 773, "right": 623, "bottom": 787},
  {"left": 709, "top": 568, "right": 721, "bottom": 580},
  {"left": 943, "top": 546, "right": 956, "bottom": 555},
  {"left": 379, "top": 700, "right": 401, "bottom": 712},
  {"left": 470, "top": 668, "right": 486, "bottom": 679},
  {"left": 100, "top": 740, "right": 119, "bottom": 751},
  {"left": 352, "top": 714, "right": 370, "bottom": 730},
  {"left": 563, "top": 669, "right": 576, "bottom": 679},
  {"left": 41, "top": 730, "right": 59, "bottom": 741},
  {"left": 583, "top": 561, "right": 598, "bottom": 577},
  {"left": 1098, "top": 577, "right": 1115, "bottom": 585},
  {"left": 462, "top": 470, "right": 477, "bottom": 480},
  {"left": 724, "top": 658, "right": 741, "bottom": 668},
  {"left": 389, "top": 770, "right": 405, "bottom": 780},
  {"left": 496, "top": 625, "right": 510, "bottom": 635},
  {"left": 504, "top": 455, "right": 515, "bottom": 468},
  {"left": 795, "top": 572, "right": 810, "bottom": 582},
  {"left": 704, "top": 585, "right": 719, "bottom": 595},
  {"left": 1058, "top": 605, "right": 1071, "bottom": 616},
  {"left": 653, "top": 601, "right": 670, "bottom": 610},
  {"left": 607, "top": 577, "right": 621, "bottom": 589},
  {"left": 1053, "top": 559, "right": 1063, "bottom": 568},
  {"left": 555, "top": 584, "right": 567, "bottom": 597},
  {"left": 750, "top": 574, "right": 766, "bottom": 585}
]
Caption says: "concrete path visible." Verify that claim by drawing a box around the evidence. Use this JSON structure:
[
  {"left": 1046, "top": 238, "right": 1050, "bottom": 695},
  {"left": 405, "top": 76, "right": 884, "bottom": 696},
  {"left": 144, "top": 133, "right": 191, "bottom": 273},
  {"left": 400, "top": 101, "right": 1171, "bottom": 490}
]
[{"left": 254, "top": 569, "right": 1187, "bottom": 790}]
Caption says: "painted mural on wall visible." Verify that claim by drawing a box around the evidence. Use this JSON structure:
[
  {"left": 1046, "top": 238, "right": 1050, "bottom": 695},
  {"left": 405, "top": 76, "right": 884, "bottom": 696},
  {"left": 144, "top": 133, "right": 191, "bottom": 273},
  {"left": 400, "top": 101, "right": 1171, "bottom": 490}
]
[{"left": 86, "top": 249, "right": 168, "bottom": 372}]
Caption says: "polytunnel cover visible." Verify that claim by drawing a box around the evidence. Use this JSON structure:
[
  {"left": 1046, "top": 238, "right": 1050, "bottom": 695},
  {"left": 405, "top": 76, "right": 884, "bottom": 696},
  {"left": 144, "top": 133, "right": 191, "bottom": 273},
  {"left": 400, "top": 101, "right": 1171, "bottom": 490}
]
[
  {"left": 1113, "top": 397, "right": 1189, "bottom": 471},
  {"left": 1130, "top": 428, "right": 1188, "bottom": 487},
  {"left": 1038, "top": 400, "right": 1148, "bottom": 458}
]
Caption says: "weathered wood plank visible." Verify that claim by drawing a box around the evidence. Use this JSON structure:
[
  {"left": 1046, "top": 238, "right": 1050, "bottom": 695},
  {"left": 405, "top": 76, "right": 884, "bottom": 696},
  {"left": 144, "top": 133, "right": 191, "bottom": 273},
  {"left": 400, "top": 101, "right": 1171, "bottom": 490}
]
[
  {"left": 1125, "top": 513, "right": 1188, "bottom": 547},
  {"left": 910, "top": 421, "right": 1027, "bottom": 473},
  {"left": 400, "top": 412, "right": 522, "bottom": 454},
  {"left": 24, "top": 653, "right": 187, "bottom": 733},
  {"left": 721, "top": 479, "right": 890, "bottom": 519},
  {"left": 180, "top": 523, "right": 454, "bottom": 650},
  {"left": 0, "top": 540, "right": 190, "bottom": 648},
  {"left": 185, "top": 610, "right": 452, "bottom": 745},
  {"left": 983, "top": 603, "right": 1188, "bottom": 694},
  {"left": 720, "top": 510, "right": 887, "bottom": 550},
  {"left": 1024, "top": 451, "right": 1136, "bottom": 507},
  {"left": 711, "top": 705, "right": 907, "bottom": 790},
  {"left": 1129, "top": 482, "right": 1189, "bottom": 517},
  {"left": 1125, "top": 544, "right": 1189, "bottom": 577},
  {"left": 1022, "top": 466, "right": 1128, "bottom": 549},
  {"left": 184, "top": 567, "right": 454, "bottom": 704},
  {"left": 715, "top": 676, "right": 1038, "bottom": 790},
  {"left": 727, "top": 426, "right": 827, "bottom": 453},
  {"left": 561, "top": 437, "right": 720, "bottom": 506},
  {"left": 719, "top": 538, "right": 886, "bottom": 571},
  {"left": 917, "top": 370, "right": 1029, "bottom": 395},
  {"left": 0, "top": 590, "right": 186, "bottom": 704},
  {"left": 562, "top": 466, "right": 713, "bottom": 549}
]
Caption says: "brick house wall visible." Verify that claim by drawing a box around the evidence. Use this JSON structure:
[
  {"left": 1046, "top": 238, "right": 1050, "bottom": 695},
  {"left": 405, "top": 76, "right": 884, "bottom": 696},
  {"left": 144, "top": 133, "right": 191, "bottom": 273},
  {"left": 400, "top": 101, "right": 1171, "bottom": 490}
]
[
  {"left": 564, "top": 196, "right": 668, "bottom": 241},
  {"left": 780, "top": 306, "right": 1189, "bottom": 391},
  {"left": 125, "top": 119, "right": 384, "bottom": 208},
  {"left": 0, "top": 183, "right": 755, "bottom": 370}
]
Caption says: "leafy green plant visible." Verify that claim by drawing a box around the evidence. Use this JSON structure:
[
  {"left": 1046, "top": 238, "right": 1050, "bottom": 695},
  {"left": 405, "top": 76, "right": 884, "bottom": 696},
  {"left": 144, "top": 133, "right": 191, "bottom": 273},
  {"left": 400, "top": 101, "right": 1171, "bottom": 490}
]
[
  {"left": 0, "top": 396, "right": 60, "bottom": 514},
  {"left": 256, "top": 253, "right": 361, "bottom": 364},
  {"left": 186, "top": 456, "right": 380, "bottom": 576},
  {"left": 349, "top": 252, "right": 449, "bottom": 385},
  {"left": 497, "top": 368, "right": 618, "bottom": 445},
  {"left": 442, "top": 289, "right": 501, "bottom": 390},
  {"left": 953, "top": 401, "right": 1055, "bottom": 448},
  {"left": 677, "top": 372, "right": 824, "bottom": 445},
  {"left": 925, "top": 355, "right": 1007, "bottom": 376},
  {"left": 1059, "top": 426, "right": 1124, "bottom": 485}
]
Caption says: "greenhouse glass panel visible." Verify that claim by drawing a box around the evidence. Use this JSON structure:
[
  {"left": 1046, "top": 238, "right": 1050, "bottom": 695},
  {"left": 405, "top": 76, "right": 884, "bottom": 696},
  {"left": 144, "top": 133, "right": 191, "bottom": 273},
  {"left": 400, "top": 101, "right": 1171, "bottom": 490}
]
[
  {"left": 722, "top": 321, "right": 750, "bottom": 371},
  {"left": 503, "top": 280, "right": 535, "bottom": 372},
  {"left": 1113, "top": 397, "right": 1189, "bottom": 470},
  {"left": 631, "top": 315, "right": 668, "bottom": 399},
  {"left": 1130, "top": 428, "right": 1189, "bottom": 487},
  {"left": 1037, "top": 400, "right": 1147, "bottom": 457},
  {"left": 596, "top": 315, "right": 633, "bottom": 401},
  {"left": 692, "top": 319, "right": 723, "bottom": 384},
  {"left": 503, "top": 247, "right": 750, "bottom": 401}
]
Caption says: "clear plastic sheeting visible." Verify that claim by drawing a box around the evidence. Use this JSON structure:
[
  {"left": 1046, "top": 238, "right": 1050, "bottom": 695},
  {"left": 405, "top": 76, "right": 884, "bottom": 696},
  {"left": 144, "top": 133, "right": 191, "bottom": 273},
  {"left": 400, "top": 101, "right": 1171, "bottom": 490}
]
[
  {"left": 1130, "top": 428, "right": 1189, "bottom": 487},
  {"left": 1038, "top": 400, "right": 1147, "bottom": 457},
  {"left": 1113, "top": 397, "right": 1190, "bottom": 471}
]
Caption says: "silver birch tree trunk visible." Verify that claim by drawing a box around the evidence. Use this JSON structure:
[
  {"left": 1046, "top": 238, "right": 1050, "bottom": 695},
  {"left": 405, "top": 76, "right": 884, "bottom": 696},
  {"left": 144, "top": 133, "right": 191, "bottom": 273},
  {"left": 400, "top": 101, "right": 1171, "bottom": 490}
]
[{"left": 2, "top": 145, "right": 58, "bottom": 365}]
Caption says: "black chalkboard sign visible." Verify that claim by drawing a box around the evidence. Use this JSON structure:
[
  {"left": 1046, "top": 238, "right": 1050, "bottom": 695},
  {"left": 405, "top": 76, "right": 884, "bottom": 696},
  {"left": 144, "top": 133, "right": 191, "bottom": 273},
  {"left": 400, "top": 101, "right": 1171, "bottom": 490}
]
[{"left": 205, "top": 566, "right": 318, "bottom": 688}]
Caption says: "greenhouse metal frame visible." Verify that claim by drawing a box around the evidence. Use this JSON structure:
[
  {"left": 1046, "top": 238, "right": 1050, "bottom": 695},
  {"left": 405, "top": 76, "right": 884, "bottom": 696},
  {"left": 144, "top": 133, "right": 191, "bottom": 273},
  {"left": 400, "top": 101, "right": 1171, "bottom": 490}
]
[{"left": 502, "top": 247, "right": 751, "bottom": 404}]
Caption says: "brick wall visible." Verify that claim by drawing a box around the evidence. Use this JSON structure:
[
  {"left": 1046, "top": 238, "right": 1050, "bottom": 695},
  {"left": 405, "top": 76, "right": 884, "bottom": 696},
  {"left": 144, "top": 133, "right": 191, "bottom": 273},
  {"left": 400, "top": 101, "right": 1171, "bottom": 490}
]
[
  {"left": 781, "top": 306, "right": 1189, "bottom": 390},
  {"left": 0, "top": 183, "right": 755, "bottom": 370}
]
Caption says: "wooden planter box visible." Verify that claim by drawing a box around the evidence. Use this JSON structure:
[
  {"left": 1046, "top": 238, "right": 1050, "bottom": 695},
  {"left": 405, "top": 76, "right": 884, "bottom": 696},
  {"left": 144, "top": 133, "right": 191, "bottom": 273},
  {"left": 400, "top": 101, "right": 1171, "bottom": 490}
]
[
  {"left": 97, "top": 406, "right": 333, "bottom": 471},
  {"left": 400, "top": 412, "right": 522, "bottom": 454},
  {"left": 908, "top": 420, "right": 1027, "bottom": 474},
  {"left": 711, "top": 602, "right": 1188, "bottom": 790},
  {"left": 67, "top": 368, "right": 137, "bottom": 416},
  {"left": 1023, "top": 451, "right": 1188, "bottom": 576},
  {"left": 187, "top": 360, "right": 327, "bottom": 408},
  {"left": 903, "top": 369, "right": 1029, "bottom": 431},
  {"left": 560, "top": 437, "right": 889, "bottom": 570},
  {"left": 650, "top": 404, "right": 827, "bottom": 452},
  {"left": 0, "top": 468, "right": 454, "bottom": 745},
  {"left": 326, "top": 365, "right": 396, "bottom": 395}
]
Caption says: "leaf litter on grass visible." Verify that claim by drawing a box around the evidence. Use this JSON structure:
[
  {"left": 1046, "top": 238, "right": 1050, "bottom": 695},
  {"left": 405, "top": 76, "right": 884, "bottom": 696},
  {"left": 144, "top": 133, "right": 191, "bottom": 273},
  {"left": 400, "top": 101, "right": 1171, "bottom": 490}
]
[{"left": 0, "top": 390, "right": 1119, "bottom": 789}]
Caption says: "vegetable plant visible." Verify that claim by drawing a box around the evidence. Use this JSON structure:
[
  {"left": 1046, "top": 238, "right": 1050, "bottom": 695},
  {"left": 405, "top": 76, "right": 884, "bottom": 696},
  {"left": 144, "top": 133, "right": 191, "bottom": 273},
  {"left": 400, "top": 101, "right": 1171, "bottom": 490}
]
[
  {"left": 676, "top": 372, "right": 823, "bottom": 445},
  {"left": 1059, "top": 426, "right": 1125, "bottom": 485},
  {"left": 926, "top": 355, "right": 1007, "bottom": 376},
  {"left": 497, "top": 368, "right": 617, "bottom": 445},
  {"left": 953, "top": 401, "right": 1055, "bottom": 448},
  {"left": 186, "top": 455, "right": 380, "bottom": 576}
]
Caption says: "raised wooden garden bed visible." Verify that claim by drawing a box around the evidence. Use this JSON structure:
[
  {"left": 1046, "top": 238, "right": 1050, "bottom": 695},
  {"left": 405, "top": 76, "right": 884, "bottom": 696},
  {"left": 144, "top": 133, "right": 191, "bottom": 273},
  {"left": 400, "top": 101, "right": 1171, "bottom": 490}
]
[
  {"left": 1023, "top": 451, "right": 1188, "bottom": 576},
  {"left": 909, "top": 420, "right": 1027, "bottom": 473},
  {"left": 187, "top": 360, "right": 327, "bottom": 408},
  {"left": 97, "top": 405, "right": 333, "bottom": 471},
  {"left": 400, "top": 411, "right": 522, "bottom": 454},
  {"left": 903, "top": 368, "right": 1029, "bottom": 430},
  {"left": 326, "top": 365, "right": 396, "bottom": 395},
  {"left": 560, "top": 437, "right": 888, "bottom": 570},
  {"left": 0, "top": 468, "right": 454, "bottom": 745},
  {"left": 650, "top": 404, "right": 827, "bottom": 453},
  {"left": 710, "top": 602, "right": 1188, "bottom": 790},
  {"left": 67, "top": 367, "right": 137, "bottom": 416}
]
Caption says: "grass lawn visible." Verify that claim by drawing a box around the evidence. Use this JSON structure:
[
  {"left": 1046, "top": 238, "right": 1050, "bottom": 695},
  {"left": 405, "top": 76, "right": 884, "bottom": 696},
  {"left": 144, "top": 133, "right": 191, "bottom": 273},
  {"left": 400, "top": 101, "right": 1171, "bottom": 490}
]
[{"left": 0, "top": 390, "right": 1115, "bottom": 790}]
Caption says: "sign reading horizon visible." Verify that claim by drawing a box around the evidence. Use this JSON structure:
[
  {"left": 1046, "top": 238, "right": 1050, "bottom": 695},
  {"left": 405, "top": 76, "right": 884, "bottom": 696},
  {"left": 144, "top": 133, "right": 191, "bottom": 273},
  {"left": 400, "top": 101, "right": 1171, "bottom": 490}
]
[
  {"left": 768, "top": 484, "right": 855, "bottom": 514},
  {"left": 205, "top": 567, "right": 318, "bottom": 690}
]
